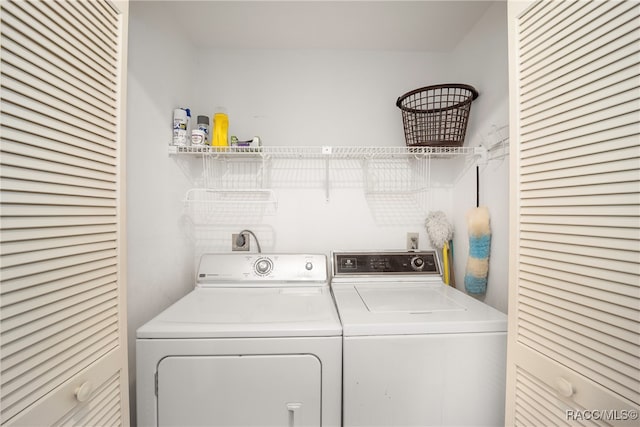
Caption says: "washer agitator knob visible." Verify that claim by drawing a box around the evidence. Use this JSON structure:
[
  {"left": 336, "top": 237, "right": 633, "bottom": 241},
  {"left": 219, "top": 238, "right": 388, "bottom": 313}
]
[{"left": 411, "top": 256, "right": 425, "bottom": 270}]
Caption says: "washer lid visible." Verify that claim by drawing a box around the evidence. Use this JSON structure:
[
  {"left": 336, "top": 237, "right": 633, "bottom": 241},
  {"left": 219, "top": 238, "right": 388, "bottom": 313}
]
[
  {"left": 137, "top": 287, "right": 342, "bottom": 339},
  {"left": 332, "top": 283, "right": 507, "bottom": 336},
  {"left": 356, "top": 285, "right": 466, "bottom": 313}
]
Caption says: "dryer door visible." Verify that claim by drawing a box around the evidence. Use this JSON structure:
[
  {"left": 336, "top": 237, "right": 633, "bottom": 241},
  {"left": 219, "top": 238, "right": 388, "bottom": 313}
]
[{"left": 157, "top": 354, "right": 321, "bottom": 427}]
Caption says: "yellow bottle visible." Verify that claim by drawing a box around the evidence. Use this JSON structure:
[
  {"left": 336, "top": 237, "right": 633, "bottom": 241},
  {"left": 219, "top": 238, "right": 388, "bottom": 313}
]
[
  {"left": 212, "top": 113, "right": 229, "bottom": 147},
  {"left": 442, "top": 241, "right": 450, "bottom": 285}
]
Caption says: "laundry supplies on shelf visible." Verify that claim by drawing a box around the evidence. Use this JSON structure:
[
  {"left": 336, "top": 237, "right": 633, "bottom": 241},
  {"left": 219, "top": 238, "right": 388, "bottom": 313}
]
[
  {"left": 172, "top": 107, "right": 191, "bottom": 146},
  {"left": 212, "top": 112, "right": 229, "bottom": 147}
]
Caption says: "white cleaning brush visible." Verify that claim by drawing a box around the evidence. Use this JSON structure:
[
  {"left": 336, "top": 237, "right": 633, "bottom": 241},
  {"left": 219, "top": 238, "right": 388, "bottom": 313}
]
[
  {"left": 425, "top": 211, "right": 455, "bottom": 286},
  {"left": 425, "top": 211, "right": 453, "bottom": 249}
]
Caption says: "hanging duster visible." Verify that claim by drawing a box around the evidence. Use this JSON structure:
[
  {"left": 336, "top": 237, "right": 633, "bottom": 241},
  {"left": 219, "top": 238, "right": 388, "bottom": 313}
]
[
  {"left": 464, "top": 206, "right": 491, "bottom": 294},
  {"left": 464, "top": 166, "right": 491, "bottom": 295},
  {"left": 464, "top": 165, "right": 491, "bottom": 294}
]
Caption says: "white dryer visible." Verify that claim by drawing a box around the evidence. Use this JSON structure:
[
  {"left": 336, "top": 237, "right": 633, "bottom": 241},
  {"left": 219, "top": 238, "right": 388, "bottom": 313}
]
[
  {"left": 136, "top": 253, "right": 342, "bottom": 427},
  {"left": 331, "top": 251, "right": 507, "bottom": 427}
]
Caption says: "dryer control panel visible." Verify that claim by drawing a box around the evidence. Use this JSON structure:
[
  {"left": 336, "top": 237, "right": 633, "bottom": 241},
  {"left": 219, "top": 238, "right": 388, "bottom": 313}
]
[
  {"left": 197, "top": 253, "right": 328, "bottom": 286},
  {"left": 333, "top": 251, "right": 441, "bottom": 277}
]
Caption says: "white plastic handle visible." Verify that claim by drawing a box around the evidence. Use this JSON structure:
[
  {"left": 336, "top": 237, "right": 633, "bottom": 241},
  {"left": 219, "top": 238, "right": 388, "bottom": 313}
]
[
  {"left": 554, "top": 377, "right": 574, "bottom": 398},
  {"left": 75, "top": 381, "right": 93, "bottom": 402},
  {"left": 287, "top": 402, "right": 302, "bottom": 427}
]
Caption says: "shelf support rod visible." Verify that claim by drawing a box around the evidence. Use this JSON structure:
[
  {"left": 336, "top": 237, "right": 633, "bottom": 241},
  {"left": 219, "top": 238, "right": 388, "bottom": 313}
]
[{"left": 322, "top": 146, "right": 332, "bottom": 201}]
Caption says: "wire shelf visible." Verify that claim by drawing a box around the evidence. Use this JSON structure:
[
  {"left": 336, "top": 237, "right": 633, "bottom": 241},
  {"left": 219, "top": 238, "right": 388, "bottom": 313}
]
[
  {"left": 172, "top": 145, "right": 485, "bottom": 222},
  {"left": 202, "top": 156, "right": 267, "bottom": 190},
  {"left": 364, "top": 157, "right": 431, "bottom": 194},
  {"left": 184, "top": 189, "right": 277, "bottom": 224},
  {"left": 169, "top": 145, "right": 483, "bottom": 159}
]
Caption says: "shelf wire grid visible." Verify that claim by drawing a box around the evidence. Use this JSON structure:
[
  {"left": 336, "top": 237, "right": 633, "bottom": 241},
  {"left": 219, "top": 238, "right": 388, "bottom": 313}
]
[
  {"left": 173, "top": 145, "right": 483, "bottom": 224},
  {"left": 171, "top": 145, "right": 480, "bottom": 159}
]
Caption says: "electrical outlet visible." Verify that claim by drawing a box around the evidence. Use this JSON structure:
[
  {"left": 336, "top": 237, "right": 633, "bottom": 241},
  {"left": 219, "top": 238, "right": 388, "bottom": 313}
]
[
  {"left": 407, "top": 232, "right": 419, "bottom": 250},
  {"left": 232, "top": 232, "right": 250, "bottom": 251}
]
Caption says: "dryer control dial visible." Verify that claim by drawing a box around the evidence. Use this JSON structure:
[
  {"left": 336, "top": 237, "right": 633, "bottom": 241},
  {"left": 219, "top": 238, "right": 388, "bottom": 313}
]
[{"left": 254, "top": 257, "right": 273, "bottom": 275}]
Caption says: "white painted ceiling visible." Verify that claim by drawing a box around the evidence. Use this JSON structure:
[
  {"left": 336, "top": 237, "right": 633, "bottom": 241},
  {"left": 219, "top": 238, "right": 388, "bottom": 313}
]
[{"left": 157, "top": 1, "right": 496, "bottom": 51}]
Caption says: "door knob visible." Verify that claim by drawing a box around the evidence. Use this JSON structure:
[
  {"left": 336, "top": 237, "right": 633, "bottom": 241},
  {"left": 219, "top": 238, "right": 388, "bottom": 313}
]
[
  {"left": 554, "top": 377, "right": 574, "bottom": 398},
  {"left": 75, "top": 381, "right": 93, "bottom": 402}
]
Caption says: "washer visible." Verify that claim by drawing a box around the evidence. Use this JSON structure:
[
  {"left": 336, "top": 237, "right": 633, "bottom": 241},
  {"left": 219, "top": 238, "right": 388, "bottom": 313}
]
[
  {"left": 331, "top": 251, "right": 507, "bottom": 427},
  {"left": 137, "top": 253, "right": 342, "bottom": 427}
]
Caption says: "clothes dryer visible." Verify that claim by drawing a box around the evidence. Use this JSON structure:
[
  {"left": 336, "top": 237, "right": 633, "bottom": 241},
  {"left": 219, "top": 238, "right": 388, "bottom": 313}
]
[
  {"left": 331, "top": 251, "right": 507, "bottom": 427},
  {"left": 137, "top": 253, "right": 342, "bottom": 427}
]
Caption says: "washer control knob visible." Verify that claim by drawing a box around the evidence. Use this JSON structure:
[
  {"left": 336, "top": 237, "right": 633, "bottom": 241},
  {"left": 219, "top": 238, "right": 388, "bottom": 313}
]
[
  {"left": 411, "top": 256, "right": 425, "bottom": 270},
  {"left": 305, "top": 262, "right": 313, "bottom": 271},
  {"left": 255, "top": 258, "right": 273, "bottom": 275}
]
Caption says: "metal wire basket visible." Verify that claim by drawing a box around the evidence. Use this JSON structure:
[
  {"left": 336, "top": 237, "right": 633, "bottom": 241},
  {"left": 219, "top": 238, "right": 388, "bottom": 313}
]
[{"left": 396, "top": 84, "right": 479, "bottom": 147}]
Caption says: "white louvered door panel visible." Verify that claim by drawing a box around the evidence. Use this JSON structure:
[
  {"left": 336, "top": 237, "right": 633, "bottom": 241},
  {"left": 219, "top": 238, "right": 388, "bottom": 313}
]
[
  {"left": 506, "top": 0, "right": 640, "bottom": 425},
  {"left": 0, "top": 0, "right": 129, "bottom": 425}
]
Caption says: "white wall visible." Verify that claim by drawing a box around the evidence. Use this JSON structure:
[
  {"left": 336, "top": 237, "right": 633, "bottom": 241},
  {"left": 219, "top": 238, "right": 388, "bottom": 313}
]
[
  {"left": 189, "top": 48, "right": 457, "bottom": 256},
  {"left": 126, "top": 0, "right": 509, "bottom": 422},
  {"left": 126, "top": 2, "right": 197, "bottom": 422},
  {"left": 450, "top": 1, "right": 510, "bottom": 313},
  {"left": 191, "top": 48, "right": 452, "bottom": 147}
]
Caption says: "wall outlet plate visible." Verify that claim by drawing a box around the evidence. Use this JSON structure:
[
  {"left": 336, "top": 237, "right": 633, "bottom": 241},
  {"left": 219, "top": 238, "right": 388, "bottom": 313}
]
[
  {"left": 407, "top": 232, "right": 419, "bottom": 250},
  {"left": 232, "top": 232, "right": 250, "bottom": 251}
]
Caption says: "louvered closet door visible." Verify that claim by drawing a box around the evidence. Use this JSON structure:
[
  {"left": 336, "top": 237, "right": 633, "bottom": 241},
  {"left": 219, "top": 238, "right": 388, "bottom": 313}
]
[
  {"left": 506, "top": 0, "right": 640, "bottom": 425},
  {"left": 0, "top": 0, "right": 129, "bottom": 425}
]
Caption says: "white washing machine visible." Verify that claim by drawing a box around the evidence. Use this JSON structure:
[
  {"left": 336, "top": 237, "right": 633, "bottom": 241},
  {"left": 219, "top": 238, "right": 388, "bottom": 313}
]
[
  {"left": 331, "top": 251, "right": 507, "bottom": 427},
  {"left": 136, "top": 253, "right": 342, "bottom": 427}
]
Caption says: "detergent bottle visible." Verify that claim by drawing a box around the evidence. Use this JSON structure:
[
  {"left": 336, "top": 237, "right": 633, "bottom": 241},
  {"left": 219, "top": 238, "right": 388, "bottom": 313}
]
[{"left": 212, "top": 111, "right": 229, "bottom": 147}]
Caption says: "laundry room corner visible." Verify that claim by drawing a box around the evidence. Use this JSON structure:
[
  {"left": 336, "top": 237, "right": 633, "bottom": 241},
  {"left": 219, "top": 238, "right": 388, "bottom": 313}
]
[
  {"left": 125, "top": 2, "right": 199, "bottom": 423},
  {"left": 449, "top": 1, "right": 510, "bottom": 314}
]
